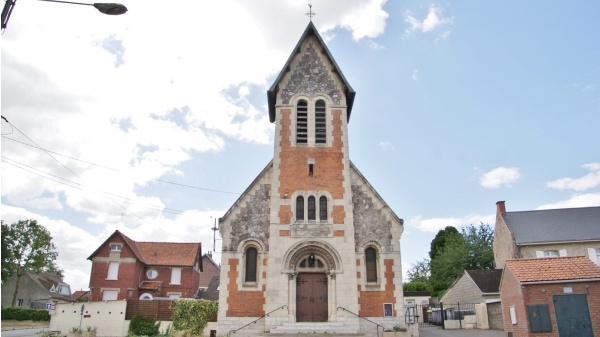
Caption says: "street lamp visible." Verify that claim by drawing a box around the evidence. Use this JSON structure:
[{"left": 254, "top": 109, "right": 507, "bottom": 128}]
[{"left": 2, "top": 0, "right": 127, "bottom": 31}]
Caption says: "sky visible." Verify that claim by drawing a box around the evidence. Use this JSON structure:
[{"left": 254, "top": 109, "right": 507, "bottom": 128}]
[{"left": 2, "top": 0, "right": 599, "bottom": 293}]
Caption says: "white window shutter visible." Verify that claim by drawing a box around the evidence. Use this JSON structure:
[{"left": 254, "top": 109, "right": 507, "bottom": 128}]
[
  {"left": 536, "top": 251, "right": 544, "bottom": 258},
  {"left": 107, "top": 262, "right": 119, "bottom": 279},
  {"left": 559, "top": 249, "right": 567, "bottom": 257},
  {"left": 588, "top": 248, "right": 599, "bottom": 264},
  {"left": 171, "top": 267, "right": 182, "bottom": 284}
]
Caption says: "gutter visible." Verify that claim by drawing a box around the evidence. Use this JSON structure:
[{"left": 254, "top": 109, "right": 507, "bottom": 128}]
[{"left": 522, "top": 278, "right": 600, "bottom": 285}]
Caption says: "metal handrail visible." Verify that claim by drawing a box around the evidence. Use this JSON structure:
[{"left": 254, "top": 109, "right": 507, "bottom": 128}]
[
  {"left": 337, "top": 306, "right": 384, "bottom": 337},
  {"left": 227, "top": 305, "right": 287, "bottom": 337}
]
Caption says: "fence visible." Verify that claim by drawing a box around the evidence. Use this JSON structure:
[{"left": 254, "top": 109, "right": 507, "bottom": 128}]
[
  {"left": 125, "top": 299, "right": 175, "bottom": 321},
  {"left": 411, "top": 302, "right": 478, "bottom": 329}
]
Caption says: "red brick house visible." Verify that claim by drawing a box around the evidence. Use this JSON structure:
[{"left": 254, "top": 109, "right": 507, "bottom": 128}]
[
  {"left": 87, "top": 230, "right": 203, "bottom": 301},
  {"left": 501, "top": 256, "right": 600, "bottom": 337}
]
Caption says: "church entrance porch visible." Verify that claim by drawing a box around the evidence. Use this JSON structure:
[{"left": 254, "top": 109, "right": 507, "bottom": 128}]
[{"left": 296, "top": 272, "right": 328, "bottom": 322}]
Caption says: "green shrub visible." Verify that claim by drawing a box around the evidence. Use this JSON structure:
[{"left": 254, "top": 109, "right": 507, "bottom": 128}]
[
  {"left": 128, "top": 314, "right": 160, "bottom": 336},
  {"left": 171, "top": 299, "right": 218, "bottom": 337},
  {"left": 1, "top": 307, "right": 50, "bottom": 321}
]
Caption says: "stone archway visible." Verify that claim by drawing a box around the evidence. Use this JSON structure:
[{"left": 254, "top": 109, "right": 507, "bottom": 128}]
[{"left": 282, "top": 240, "right": 343, "bottom": 322}]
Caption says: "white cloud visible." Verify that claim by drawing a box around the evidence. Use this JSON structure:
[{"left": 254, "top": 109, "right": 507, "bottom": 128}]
[
  {"left": 480, "top": 167, "right": 521, "bottom": 189},
  {"left": 547, "top": 163, "right": 600, "bottom": 191},
  {"left": 404, "top": 4, "right": 453, "bottom": 39},
  {"left": 339, "top": 0, "right": 389, "bottom": 41},
  {"left": 412, "top": 69, "right": 419, "bottom": 81},
  {"left": 536, "top": 193, "right": 600, "bottom": 210},
  {"left": 408, "top": 213, "right": 495, "bottom": 233},
  {"left": 379, "top": 141, "right": 395, "bottom": 151}
]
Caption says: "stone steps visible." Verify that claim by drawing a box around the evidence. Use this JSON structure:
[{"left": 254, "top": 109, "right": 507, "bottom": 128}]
[{"left": 266, "top": 322, "right": 363, "bottom": 336}]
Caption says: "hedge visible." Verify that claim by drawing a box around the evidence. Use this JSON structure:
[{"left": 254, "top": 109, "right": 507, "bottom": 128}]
[{"left": 1, "top": 306, "right": 50, "bottom": 321}]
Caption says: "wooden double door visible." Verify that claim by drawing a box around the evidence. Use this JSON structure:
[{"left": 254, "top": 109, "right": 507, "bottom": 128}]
[{"left": 296, "top": 273, "right": 328, "bottom": 322}]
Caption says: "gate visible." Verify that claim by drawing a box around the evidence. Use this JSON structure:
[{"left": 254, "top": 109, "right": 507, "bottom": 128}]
[
  {"left": 554, "top": 294, "right": 593, "bottom": 337},
  {"left": 296, "top": 273, "right": 328, "bottom": 322}
]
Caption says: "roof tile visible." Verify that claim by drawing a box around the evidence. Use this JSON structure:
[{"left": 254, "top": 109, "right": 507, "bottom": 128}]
[{"left": 506, "top": 256, "right": 600, "bottom": 282}]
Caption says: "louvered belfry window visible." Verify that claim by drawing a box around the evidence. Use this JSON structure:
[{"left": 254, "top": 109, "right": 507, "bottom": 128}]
[
  {"left": 296, "top": 100, "right": 308, "bottom": 144},
  {"left": 315, "top": 100, "right": 326, "bottom": 144}
]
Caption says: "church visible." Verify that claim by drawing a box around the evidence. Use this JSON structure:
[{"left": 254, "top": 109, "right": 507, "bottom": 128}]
[{"left": 216, "top": 21, "right": 404, "bottom": 336}]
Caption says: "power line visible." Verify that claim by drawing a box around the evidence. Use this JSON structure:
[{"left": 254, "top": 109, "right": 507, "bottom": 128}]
[
  {"left": 2, "top": 156, "right": 186, "bottom": 215},
  {"left": 2, "top": 134, "right": 240, "bottom": 195}
]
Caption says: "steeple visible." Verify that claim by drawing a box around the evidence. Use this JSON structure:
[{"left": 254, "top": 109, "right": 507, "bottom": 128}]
[{"left": 267, "top": 22, "right": 356, "bottom": 123}]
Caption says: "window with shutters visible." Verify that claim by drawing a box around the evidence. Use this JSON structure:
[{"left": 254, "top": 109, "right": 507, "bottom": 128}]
[
  {"left": 107, "top": 262, "right": 119, "bottom": 280},
  {"left": 365, "top": 247, "right": 378, "bottom": 283},
  {"left": 296, "top": 100, "right": 308, "bottom": 144},
  {"left": 315, "top": 100, "right": 326, "bottom": 144},
  {"left": 171, "top": 267, "right": 181, "bottom": 285}
]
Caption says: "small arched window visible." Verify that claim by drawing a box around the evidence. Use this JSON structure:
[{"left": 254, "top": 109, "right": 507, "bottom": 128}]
[
  {"left": 315, "top": 100, "right": 326, "bottom": 144},
  {"left": 365, "top": 247, "right": 378, "bottom": 283},
  {"left": 245, "top": 247, "right": 258, "bottom": 283},
  {"left": 296, "top": 196, "right": 305, "bottom": 220},
  {"left": 308, "top": 196, "right": 316, "bottom": 220},
  {"left": 319, "top": 196, "right": 327, "bottom": 220},
  {"left": 296, "top": 100, "right": 308, "bottom": 144}
]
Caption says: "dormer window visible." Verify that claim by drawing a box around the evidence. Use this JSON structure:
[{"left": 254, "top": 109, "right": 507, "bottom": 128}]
[{"left": 110, "top": 244, "right": 122, "bottom": 252}]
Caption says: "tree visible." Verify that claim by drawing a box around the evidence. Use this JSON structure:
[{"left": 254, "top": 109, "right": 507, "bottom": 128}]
[
  {"left": 429, "top": 231, "right": 467, "bottom": 296},
  {"left": 429, "top": 226, "right": 459, "bottom": 260},
  {"left": 428, "top": 223, "right": 495, "bottom": 297},
  {"left": 1, "top": 221, "right": 14, "bottom": 283},
  {"left": 2, "top": 219, "right": 62, "bottom": 306},
  {"left": 406, "top": 258, "right": 430, "bottom": 284},
  {"left": 403, "top": 280, "right": 430, "bottom": 292}
]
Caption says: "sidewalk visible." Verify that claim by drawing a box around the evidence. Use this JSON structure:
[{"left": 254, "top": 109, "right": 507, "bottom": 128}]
[{"left": 419, "top": 327, "right": 504, "bottom": 337}]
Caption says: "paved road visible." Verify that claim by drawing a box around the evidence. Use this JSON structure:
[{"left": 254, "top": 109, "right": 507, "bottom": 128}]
[
  {"left": 419, "top": 327, "right": 505, "bottom": 337},
  {"left": 0, "top": 327, "right": 49, "bottom": 337}
]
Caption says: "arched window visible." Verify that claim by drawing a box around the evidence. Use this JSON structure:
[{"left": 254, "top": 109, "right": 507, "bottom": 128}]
[
  {"left": 319, "top": 196, "right": 327, "bottom": 220},
  {"left": 296, "top": 100, "right": 308, "bottom": 144},
  {"left": 245, "top": 247, "right": 258, "bottom": 282},
  {"left": 365, "top": 247, "right": 378, "bottom": 283},
  {"left": 308, "top": 196, "right": 316, "bottom": 220},
  {"left": 315, "top": 100, "right": 326, "bottom": 144},
  {"left": 296, "top": 196, "right": 305, "bottom": 220}
]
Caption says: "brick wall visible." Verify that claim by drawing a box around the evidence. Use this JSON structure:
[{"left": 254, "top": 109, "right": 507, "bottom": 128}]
[
  {"left": 225, "top": 258, "right": 265, "bottom": 317},
  {"left": 502, "top": 266, "right": 600, "bottom": 337},
  {"left": 358, "top": 259, "right": 396, "bottom": 317},
  {"left": 89, "top": 260, "right": 141, "bottom": 301},
  {"left": 277, "top": 108, "right": 345, "bottom": 200}
]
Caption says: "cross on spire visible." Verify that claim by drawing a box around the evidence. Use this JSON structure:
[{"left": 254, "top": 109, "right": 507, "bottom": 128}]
[{"left": 306, "top": 0, "right": 316, "bottom": 21}]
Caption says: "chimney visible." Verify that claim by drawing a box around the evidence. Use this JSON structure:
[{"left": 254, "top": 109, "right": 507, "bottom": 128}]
[{"left": 496, "top": 201, "right": 506, "bottom": 216}]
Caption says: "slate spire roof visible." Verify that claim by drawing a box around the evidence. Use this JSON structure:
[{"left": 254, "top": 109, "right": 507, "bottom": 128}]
[{"left": 505, "top": 256, "right": 600, "bottom": 283}]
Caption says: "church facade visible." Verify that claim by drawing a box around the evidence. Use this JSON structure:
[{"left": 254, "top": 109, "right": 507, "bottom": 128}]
[{"left": 217, "top": 22, "right": 404, "bottom": 335}]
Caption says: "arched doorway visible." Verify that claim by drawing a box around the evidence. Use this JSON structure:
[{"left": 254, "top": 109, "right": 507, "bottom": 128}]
[
  {"left": 282, "top": 240, "right": 343, "bottom": 322},
  {"left": 296, "top": 254, "right": 328, "bottom": 322}
]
